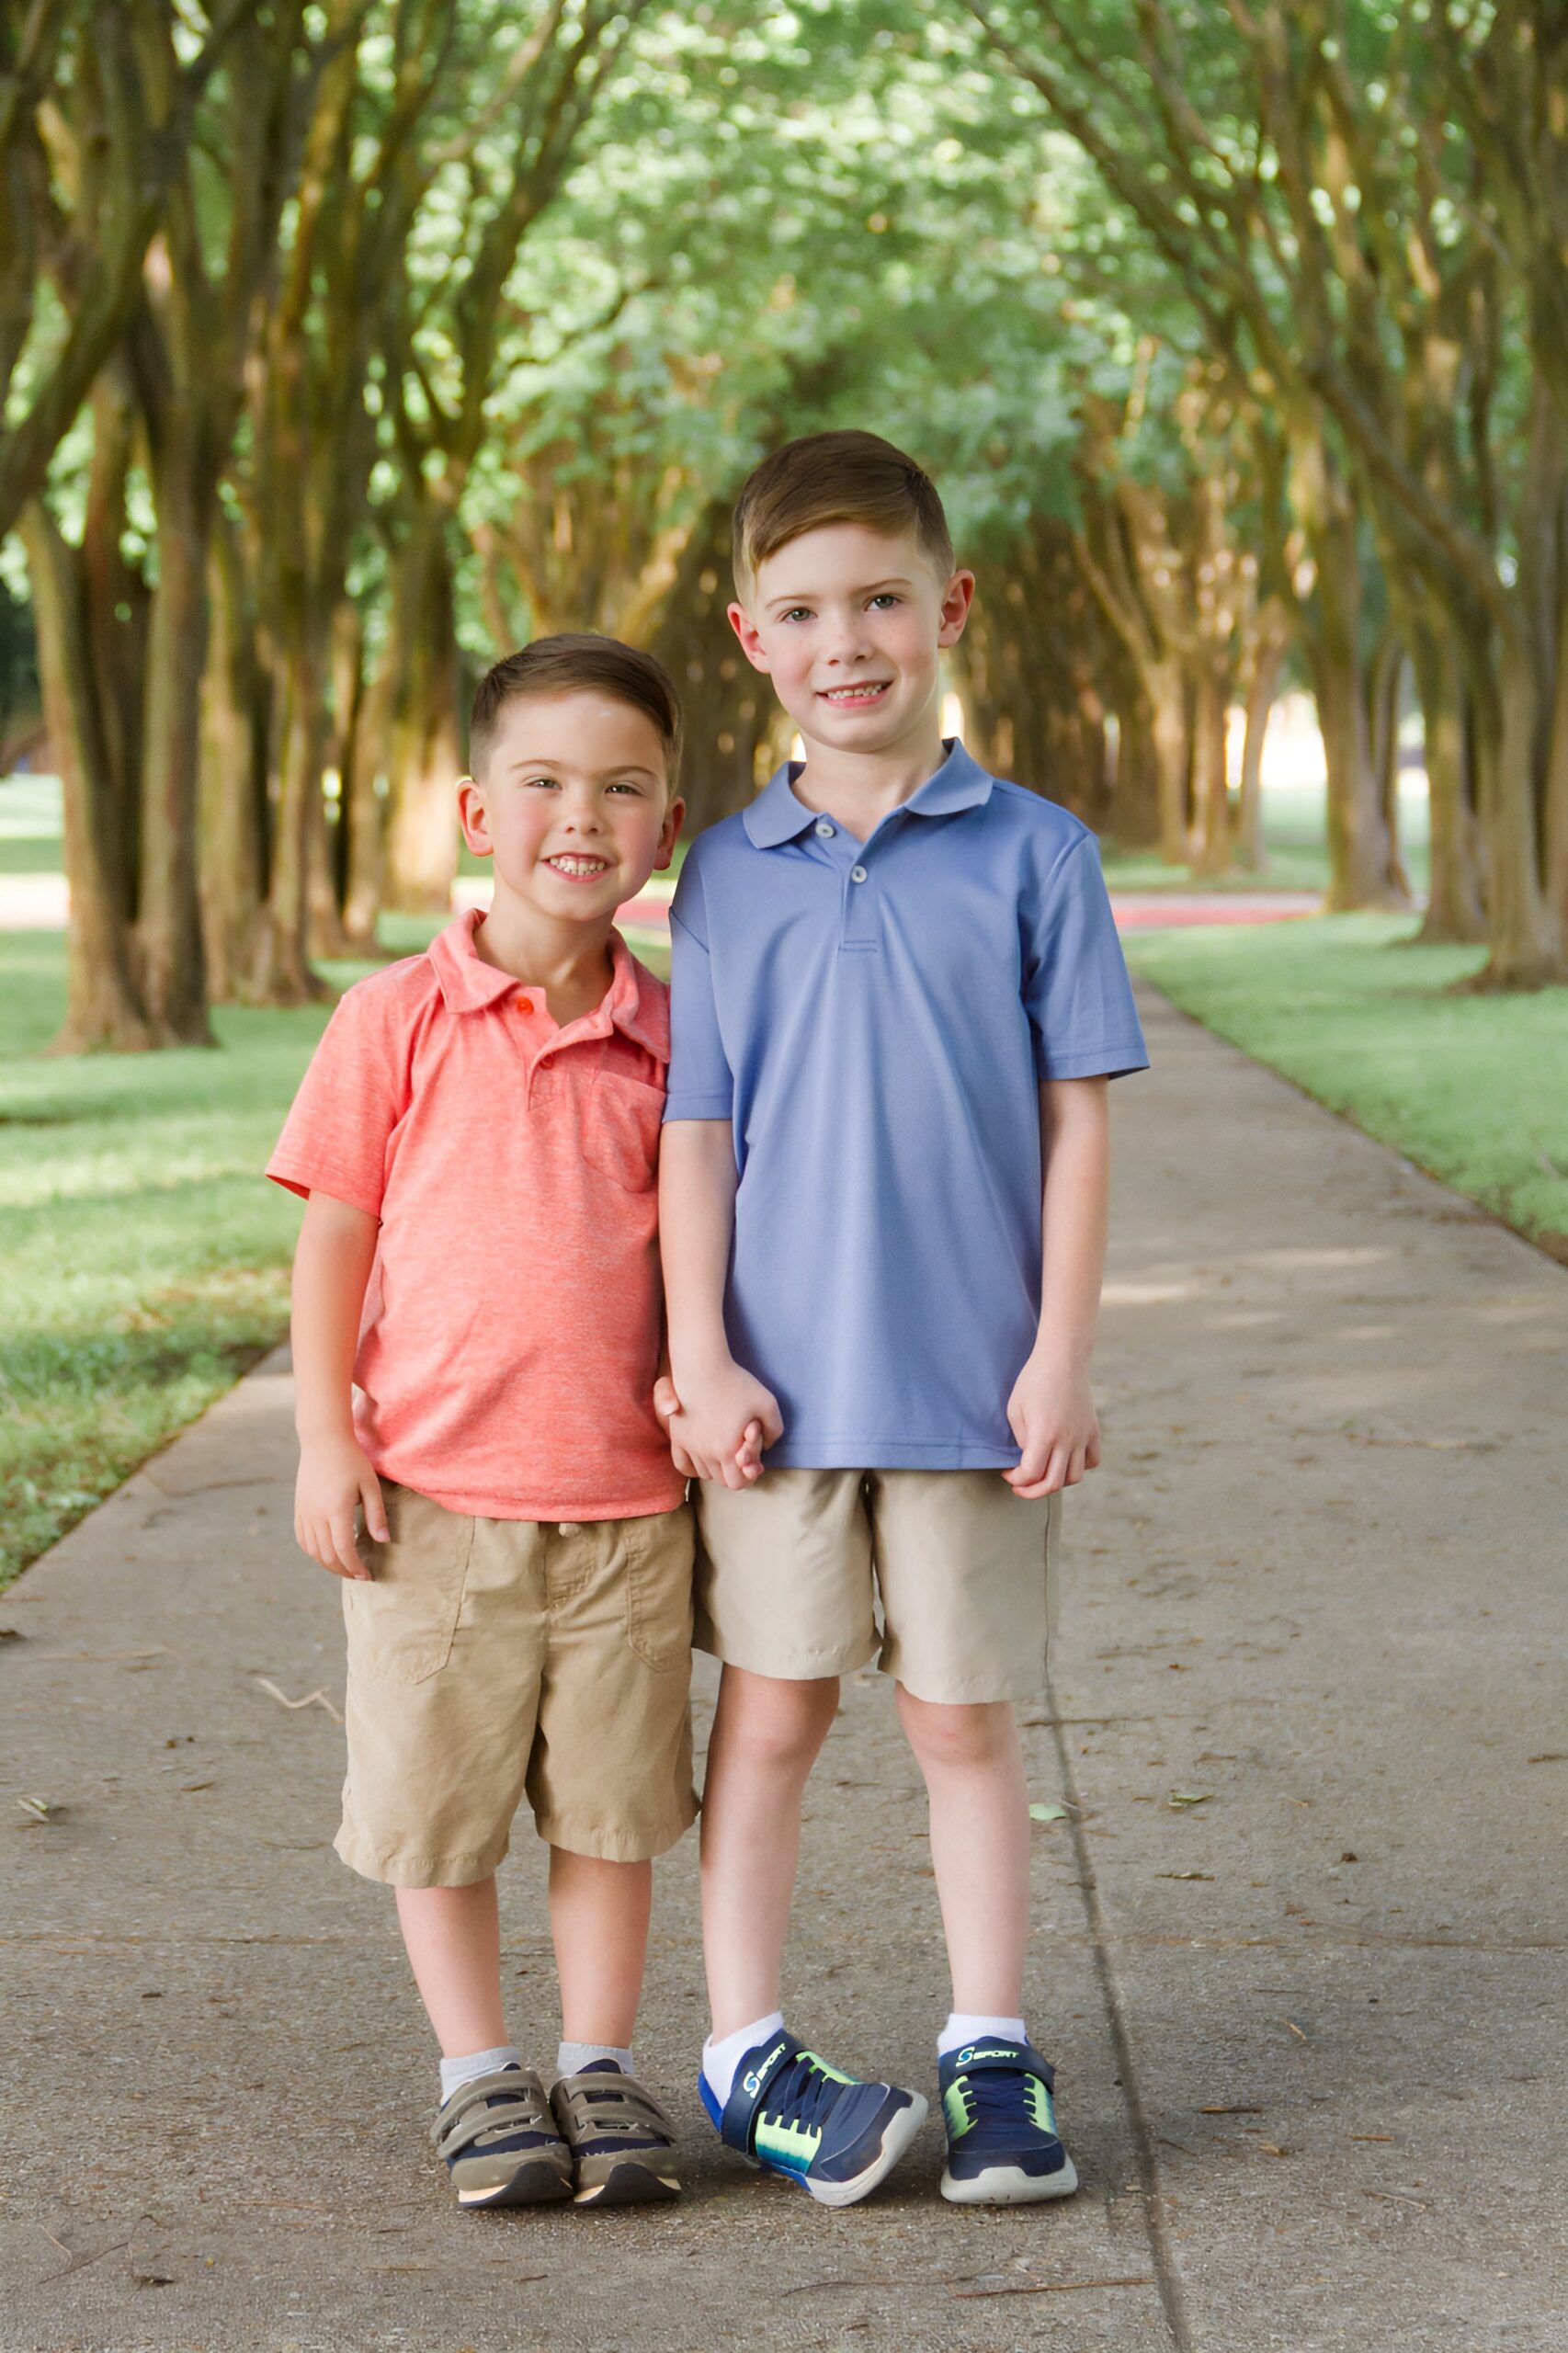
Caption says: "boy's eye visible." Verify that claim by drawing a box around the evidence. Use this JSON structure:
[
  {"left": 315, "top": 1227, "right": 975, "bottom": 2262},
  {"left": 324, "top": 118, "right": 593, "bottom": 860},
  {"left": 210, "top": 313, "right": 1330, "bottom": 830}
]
[
  {"left": 868, "top": 593, "right": 901, "bottom": 610},
  {"left": 779, "top": 606, "right": 813, "bottom": 623},
  {"left": 607, "top": 780, "right": 646, "bottom": 796},
  {"left": 522, "top": 775, "right": 560, "bottom": 790}
]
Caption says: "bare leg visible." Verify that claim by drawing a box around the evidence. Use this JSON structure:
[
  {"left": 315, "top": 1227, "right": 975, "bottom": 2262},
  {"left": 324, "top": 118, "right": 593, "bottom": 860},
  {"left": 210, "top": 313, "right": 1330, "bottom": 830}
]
[
  {"left": 896, "top": 1688, "right": 1030, "bottom": 2016},
  {"left": 549, "top": 1850, "right": 652, "bottom": 2048},
  {"left": 395, "top": 1879, "right": 507, "bottom": 2058},
  {"left": 700, "top": 1665, "right": 840, "bottom": 2037}
]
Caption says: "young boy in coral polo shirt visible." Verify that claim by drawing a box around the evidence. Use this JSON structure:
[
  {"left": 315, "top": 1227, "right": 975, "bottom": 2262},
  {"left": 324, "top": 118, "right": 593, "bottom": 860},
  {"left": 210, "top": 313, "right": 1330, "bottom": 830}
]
[{"left": 268, "top": 636, "right": 705, "bottom": 2211}]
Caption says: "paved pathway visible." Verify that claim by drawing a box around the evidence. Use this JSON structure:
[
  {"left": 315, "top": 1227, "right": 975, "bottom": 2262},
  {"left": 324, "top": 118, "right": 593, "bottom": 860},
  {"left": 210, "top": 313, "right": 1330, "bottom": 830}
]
[{"left": 3, "top": 984, "right": 1564, "bottom": 2352}]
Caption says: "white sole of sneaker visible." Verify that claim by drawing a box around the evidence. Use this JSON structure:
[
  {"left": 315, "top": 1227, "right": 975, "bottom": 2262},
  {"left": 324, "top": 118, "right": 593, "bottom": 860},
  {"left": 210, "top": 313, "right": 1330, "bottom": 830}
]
[
  {"left": 940, "top": 2151, "right": 1078, "bottom": 2204},
  {"left": 805, "top": 2093, "right": 929, "bottom": 2208}
]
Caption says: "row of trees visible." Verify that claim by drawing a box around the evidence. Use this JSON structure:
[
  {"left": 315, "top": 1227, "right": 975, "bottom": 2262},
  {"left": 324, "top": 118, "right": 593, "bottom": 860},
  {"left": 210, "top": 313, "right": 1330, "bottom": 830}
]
[{"left": 2, "top": 1, "right": 1565, "bottom": 1054}]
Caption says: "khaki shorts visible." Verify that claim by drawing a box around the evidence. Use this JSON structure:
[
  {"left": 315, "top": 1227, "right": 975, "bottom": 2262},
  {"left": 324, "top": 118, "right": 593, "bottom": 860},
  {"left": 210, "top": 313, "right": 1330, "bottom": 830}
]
[
  {"left": 694, "top": 1470, "right": 1061, "bottom": 1705},
  {"left": 335, "top": 1483, "right": 698, "bottom": 1887}
]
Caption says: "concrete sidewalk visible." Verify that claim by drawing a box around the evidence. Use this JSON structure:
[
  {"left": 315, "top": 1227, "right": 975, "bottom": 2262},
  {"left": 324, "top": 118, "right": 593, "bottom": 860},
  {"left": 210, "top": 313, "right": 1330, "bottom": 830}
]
[{"left": 2, "top": 983, "right": 1564, "bottom": 2353}]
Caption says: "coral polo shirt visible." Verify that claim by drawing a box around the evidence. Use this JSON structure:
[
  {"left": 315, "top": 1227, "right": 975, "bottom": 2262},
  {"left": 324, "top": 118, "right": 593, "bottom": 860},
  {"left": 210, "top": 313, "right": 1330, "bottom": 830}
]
[{"left": 267, "top": 911, "right": 683, "bottom": 1522}]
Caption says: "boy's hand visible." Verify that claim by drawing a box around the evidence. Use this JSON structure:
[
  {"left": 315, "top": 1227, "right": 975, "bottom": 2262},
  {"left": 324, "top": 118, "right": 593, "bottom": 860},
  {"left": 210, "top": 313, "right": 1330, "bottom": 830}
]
[
  {"left": 654, "top": 1363, "right": 779, "bottom": 1488},
  {"left": 295, "top": 1432, "right": 388, "bottom": 1580},
  {"left": 1004, "top": 1349, "right": 1101, "bottom": 1499}
]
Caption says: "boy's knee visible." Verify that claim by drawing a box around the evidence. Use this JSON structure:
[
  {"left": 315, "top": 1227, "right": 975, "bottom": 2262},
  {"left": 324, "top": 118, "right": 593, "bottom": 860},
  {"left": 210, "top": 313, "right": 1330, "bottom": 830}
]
[
  {"left": 722, "top": 1670, "right": 838, "bottom": 1771},
  {"left": 897, "top": 1688, "right": 1015, "bottom": 1771}
]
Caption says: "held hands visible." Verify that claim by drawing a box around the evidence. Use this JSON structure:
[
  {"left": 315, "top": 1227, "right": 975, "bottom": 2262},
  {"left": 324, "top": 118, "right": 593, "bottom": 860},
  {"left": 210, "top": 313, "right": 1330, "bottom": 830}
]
[
  {"left": 294, "top": 1429, "right": 388, "bottom": 1580},
  {"left": 1005, "top": 1347, "right": 1101, "bottom": 1499},
  {"left": 653, "top": 1360, "right": 781, "bottom": 1489}
]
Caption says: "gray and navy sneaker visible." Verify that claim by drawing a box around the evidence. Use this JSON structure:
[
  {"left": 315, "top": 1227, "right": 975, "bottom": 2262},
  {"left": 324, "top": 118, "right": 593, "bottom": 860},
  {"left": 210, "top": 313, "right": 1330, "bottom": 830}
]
[
  {"left": 433, "top": 2064, "right": 574, "bottom": 2208},
  {"left": 938, "top": 2036, "right": 1078, "bottom": 2204},
  {"left": 551, "top": 2058, "right": 680, "bottom": 2205},
  {"left": 700, "top": 2029, "right": 926, "bottom": 2207}
]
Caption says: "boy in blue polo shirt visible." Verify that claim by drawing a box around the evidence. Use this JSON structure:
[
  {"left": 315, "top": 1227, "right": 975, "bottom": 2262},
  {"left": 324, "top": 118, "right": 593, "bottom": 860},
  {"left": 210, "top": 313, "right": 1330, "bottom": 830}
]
[{"left": 658, "top": 429, "right": 1147, "bottom": 2208}]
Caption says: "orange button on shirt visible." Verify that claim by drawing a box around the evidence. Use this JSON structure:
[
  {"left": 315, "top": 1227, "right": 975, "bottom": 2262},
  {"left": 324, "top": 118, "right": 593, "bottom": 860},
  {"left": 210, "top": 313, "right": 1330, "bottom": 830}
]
[{"left": 267, "top": 911, "right": 684, "bottom": 1522}]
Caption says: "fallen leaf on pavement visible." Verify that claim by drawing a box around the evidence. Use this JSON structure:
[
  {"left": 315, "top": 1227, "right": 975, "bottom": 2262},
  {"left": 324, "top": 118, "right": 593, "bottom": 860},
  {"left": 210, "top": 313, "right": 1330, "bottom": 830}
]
[
  {"left": 1028, "top": 1802, "right": 1071, "bottom": 1824},
  {"left": 1166, "top": 1790, "right": 1212, "bottom": 1808},
  {"left": 1156, "top": 1870, "right": 1214, "bottom": 1880},
  {"left": 255, "top": 1677, "right": 344, "bottom": 1723},
  {"left": 1199, "top": 2105, "right": 1262, "bottom": 2115}
]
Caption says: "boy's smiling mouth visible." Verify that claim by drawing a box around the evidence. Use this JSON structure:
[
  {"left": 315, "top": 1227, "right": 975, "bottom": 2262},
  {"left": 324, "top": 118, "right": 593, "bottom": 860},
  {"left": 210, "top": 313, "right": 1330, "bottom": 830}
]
[
  {"left": 543, "top": 854, "right": 613, "bottom": 880},
  {"left": 818, "top": 680, "right": 892, "bottom": 705}
]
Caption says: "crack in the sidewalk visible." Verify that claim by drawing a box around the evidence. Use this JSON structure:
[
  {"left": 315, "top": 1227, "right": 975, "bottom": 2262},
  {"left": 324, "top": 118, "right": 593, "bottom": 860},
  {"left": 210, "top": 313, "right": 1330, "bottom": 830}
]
[{"left": 1047, "top": 1687, "right": 1194, "bottom": 2353}]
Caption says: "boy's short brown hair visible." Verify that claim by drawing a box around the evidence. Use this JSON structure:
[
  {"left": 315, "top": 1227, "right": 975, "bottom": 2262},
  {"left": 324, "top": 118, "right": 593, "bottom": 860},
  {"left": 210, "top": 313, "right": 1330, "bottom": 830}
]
[
  {"left": 469, "top": 633, "right": 683, "bottom": 784},
  {"left": 732, "top": 429, "right": 955, "bottom": 589}
]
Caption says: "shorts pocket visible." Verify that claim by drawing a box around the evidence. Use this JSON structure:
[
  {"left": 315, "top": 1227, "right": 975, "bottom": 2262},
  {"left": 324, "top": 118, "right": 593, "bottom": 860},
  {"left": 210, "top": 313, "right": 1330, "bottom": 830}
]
[
  {"left": 345, "top": 1482, "right": 475, "bottom": 1685},
  {"left": 584, "top": 1069, "right": 664, "bottom": 1193},
  {"left": 624, "top": 1509, "right": 696, "bottom": 1672}
]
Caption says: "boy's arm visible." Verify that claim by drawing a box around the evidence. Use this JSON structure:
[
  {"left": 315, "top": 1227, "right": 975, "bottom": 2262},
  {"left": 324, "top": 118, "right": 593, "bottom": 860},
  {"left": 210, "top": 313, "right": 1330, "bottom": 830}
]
[
  {"left": 291, "top": 1191, "right": 390, "bottom": 1579},
  {"left": 658, "top": 1119, "right": 781, "bottom": 1489},
  {"left": 1005, "top": 1076, "right": 1110, "bottom": 1499}
]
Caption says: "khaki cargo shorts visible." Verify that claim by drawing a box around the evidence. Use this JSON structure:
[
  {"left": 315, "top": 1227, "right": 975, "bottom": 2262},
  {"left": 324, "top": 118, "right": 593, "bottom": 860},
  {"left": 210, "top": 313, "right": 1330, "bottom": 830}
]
[
  {"left": 335, "top": 1483, "right": 698, "bottom": 1887},
  {"left": 694, "top": 1469, "right": 1062, "bottom": 1705}
]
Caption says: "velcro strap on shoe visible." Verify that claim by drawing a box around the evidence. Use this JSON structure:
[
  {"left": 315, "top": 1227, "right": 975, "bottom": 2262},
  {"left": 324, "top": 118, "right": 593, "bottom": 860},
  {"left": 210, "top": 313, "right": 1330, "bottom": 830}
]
[
  {"left": 432, "top": 2068, "right": 554, "bottom": 2159},
  {"left": 722, "top": 2030, "right": 806, "bottom": 2151},
  {"left": 949, "top": 2042, "right": 1055, "bottom": 2091},
  {"left": 553, "top": 2072, "right": 676, "bottom": 2148}
]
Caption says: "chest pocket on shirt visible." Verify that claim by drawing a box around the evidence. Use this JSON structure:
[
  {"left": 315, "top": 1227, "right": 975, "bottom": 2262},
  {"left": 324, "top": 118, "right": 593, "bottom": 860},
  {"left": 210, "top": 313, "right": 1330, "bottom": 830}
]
[{"left": 585, "top": 1065, "right": 665, "bottom": 1192}]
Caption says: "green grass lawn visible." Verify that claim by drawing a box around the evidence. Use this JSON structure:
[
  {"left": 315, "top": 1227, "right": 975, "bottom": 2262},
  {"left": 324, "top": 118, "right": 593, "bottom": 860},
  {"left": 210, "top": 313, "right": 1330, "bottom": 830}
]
[
  {"left": 1123, "top": 914, "right": 1568, "bottom": 1259},
  {"left": 0, "top": 929, "right": 427, "bottom": 1591}
]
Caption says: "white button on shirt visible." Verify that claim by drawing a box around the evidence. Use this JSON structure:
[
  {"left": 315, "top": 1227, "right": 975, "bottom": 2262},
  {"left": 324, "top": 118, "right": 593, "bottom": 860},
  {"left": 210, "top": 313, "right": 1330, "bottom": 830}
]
[
  {"left": 814, "top": 820, "right": 835, "bottom": 838},
  {"left": 850, "top": 865, "right": 868, "bottom": 883}
]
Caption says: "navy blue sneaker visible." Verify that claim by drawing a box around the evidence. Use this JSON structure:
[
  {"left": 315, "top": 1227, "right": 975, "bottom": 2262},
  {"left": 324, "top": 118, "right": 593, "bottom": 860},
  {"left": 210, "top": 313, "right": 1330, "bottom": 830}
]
[
  {"left": 700, "top": 2029, "right": 926, "bottom": 2207},
  {"left": 938, "top": 2037, "right": 1077, "bottom": 2204}
]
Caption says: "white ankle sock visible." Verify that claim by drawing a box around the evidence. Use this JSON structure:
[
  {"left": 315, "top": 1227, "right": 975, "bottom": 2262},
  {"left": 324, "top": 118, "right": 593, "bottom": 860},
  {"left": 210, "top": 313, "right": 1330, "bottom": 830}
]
[
  {"left": 557, "top": 2040, "right": 634, "bottom": 2077},
  {"left": 439, "top": 2042, "right": 521, "bottom": 2104},
  {"left": 938, "top": 2012, "right": 1028, "bottom": 2059},
  {"left": 702, "top": 2010, "right": 786, "bottom": 2107}
]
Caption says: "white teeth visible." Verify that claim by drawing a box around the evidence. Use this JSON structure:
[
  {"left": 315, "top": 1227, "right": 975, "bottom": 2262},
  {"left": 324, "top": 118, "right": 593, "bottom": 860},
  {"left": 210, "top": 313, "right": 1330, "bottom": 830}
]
[
  {"left": 547, "top": 857, "right": 608, "bottom": 875},
  {"left": 823, "top": 683, "right": 888, "bottom": 700}
]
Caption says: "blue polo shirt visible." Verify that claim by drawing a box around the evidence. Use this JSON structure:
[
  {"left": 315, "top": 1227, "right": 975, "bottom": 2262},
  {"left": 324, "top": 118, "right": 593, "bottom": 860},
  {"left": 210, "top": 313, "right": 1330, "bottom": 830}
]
[{"left": 665, "top": 741, "right": 1148, "bottom": 1469}]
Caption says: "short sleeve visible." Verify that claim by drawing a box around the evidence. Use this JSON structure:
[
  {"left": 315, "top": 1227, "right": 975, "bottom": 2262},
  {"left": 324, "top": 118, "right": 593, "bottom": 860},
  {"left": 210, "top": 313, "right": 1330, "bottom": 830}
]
[
  {"left": 266, "top": 980, "right": 406, "bottom": 1215},
  {"left": 1022, "top": 833, "right": 1149, "bottom": 1081},
  {"left": 664, "top": 857, "right": 734, "bottom": 1122}
]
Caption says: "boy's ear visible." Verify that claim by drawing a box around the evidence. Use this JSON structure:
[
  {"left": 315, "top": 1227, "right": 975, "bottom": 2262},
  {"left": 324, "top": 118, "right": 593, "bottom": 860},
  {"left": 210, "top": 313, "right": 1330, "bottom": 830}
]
[
  {"left": 937, "top": 570, "right": 977, "bottom": 649},
  {"left": 727, "top": 599, "right": 773, "bottom": 674},
  {"left": 456, "top": 773, "right": 493, "bottom": 856},
  {"left": 655, "top": 793, "right": 686, "bottom": 870}
]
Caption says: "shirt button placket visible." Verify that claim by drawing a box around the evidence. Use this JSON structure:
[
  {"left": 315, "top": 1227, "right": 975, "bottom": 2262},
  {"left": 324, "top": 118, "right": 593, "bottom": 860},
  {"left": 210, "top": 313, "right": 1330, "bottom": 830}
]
[{"left": 841, "top": 853, "right": 879, "bottom": 949}]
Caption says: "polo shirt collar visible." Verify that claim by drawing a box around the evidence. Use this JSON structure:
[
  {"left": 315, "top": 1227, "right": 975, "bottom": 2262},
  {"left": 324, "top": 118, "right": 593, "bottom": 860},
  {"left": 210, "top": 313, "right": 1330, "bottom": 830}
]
[
  {"left": 741, "top": 737, "right": 994, "bottom": 847},
  {"left": 427, "top": 909, "right": 668, "bottom": 1061}
]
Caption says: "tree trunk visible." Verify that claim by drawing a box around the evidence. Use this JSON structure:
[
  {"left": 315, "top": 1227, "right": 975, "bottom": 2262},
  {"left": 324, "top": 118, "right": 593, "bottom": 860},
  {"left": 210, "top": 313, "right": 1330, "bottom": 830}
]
[
  {"left": 1146, "top": 659, "right": 1190, "bottom": 866},
  {"left": 1107, "top": 696, "right": 1164, "bottom": 851},
  {"left": 1236, "top": 621, "right": 1286, "bottom": 871},
  {"left": 383, "top": 506, "right": 461, "bottom": 913},
  {"left": 1367, "top": 628, "right": 1412, "bottom": 904},
  {"left": 1187, "top": 665, "right": 1233, "bottom": 875},
  {"left": 1543, "top": 583, "right": 1568, "bottom": 939},
  {"left": 1471, "top": 625, "right": 1563, "bottom": 988},
  {"left": 1290, "top": 419, "right": 1406, "bottom": 910},
  {"left": 19, "top": 500, "right": 153, "bottom": 1051},
  {"left": 136, "top": 434, "right": 214, "bottom": 1042},
  {"left": 199, "top": 513, "right": 269, "bottom": 1001},
  {"left": 252, "top": 627, "right": 327, "bottom": 1004},
  {"left": 1407, "top": 616, "right": 1485, "bottom": 945}
]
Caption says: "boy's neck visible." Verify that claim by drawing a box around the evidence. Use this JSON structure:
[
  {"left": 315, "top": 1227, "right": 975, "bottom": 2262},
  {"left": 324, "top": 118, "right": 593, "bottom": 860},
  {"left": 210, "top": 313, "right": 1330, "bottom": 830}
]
[
  {"left": 471, "top": 888, "right": 616, "bottom": 1014},
  {"left": 788, "top": 708, "right": 949, "bottom": 841}
]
